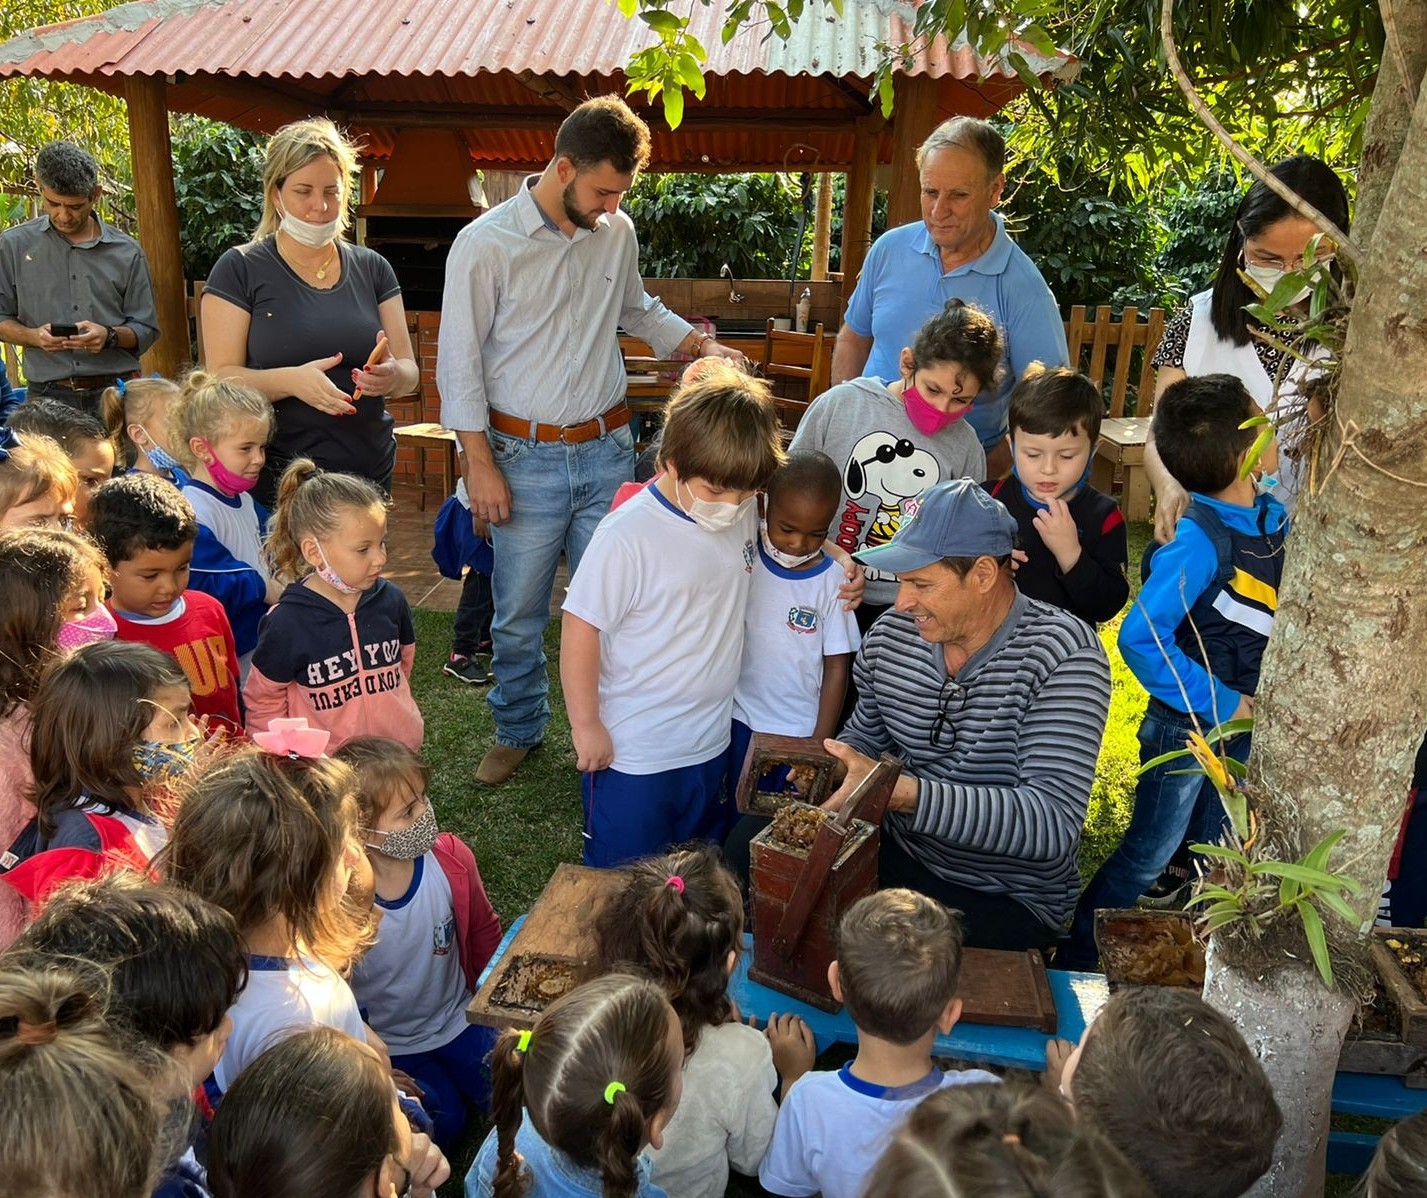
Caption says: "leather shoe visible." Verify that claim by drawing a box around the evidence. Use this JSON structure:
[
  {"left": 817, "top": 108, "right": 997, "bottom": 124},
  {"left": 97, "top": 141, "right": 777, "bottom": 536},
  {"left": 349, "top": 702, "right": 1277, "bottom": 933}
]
[{"left": 475, "top": 743, "right": 535, "bottom": 786}]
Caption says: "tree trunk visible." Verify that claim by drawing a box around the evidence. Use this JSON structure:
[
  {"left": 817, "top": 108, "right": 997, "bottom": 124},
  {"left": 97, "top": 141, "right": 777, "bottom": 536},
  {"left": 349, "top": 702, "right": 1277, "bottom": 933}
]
[
  {"left": 1355, "top": 1, "right": 1427, "bottom": 247},
  {"left": 1205, "top": 948, "right": 1355, "bottom": 1197},
  {"left": 1203, "top": 39, "right": 1427, "bottom": 1195}
]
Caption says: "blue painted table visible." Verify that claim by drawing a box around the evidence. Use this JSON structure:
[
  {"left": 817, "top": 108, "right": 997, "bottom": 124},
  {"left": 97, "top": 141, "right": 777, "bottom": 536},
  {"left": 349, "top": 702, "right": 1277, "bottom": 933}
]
[{"left": 477, "top": 915, "right": 1107, "bottom": 1070}]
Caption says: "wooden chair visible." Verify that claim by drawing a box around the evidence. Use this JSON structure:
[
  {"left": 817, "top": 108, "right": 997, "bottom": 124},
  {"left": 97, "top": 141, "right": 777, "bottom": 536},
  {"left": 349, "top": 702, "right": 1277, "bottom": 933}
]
[
  {"left": 759, "top": 319, "right": 829, "bottom": 430},
  {"left": 1065, "top": 305, "right": 1166, "bottom": 523}
]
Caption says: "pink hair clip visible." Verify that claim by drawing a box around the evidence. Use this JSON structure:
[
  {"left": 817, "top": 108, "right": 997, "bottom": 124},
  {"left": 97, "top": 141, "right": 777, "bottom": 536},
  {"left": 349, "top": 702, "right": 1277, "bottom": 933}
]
[
  {"left": 251, "top": 717, "right": 331, "bottom": 760},
  {"left": 665, "top": 875, "right": 685, "bottom": 894}
]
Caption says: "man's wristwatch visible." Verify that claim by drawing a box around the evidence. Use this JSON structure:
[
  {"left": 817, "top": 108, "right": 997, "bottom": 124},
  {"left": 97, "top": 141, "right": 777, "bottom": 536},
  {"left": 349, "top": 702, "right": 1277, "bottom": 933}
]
[
  {"left": 104, "top": 326, "right": 120, "bottom": 350},
  {"left": 691, "top": 332, "right": 714, "bottom": 356}
]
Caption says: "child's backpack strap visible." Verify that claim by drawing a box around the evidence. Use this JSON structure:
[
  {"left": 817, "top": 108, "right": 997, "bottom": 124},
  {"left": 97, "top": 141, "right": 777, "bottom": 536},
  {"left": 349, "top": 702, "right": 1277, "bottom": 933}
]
[{"left": 1139, "top": 502, "right": 1235, "bottom": 585}]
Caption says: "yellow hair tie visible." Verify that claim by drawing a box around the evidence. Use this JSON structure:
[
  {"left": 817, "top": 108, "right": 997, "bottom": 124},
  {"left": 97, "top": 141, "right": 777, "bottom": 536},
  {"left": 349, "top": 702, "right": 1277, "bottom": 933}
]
[
  {"left": 604, "top": 1081, "right": 627, "bottom": 1105},
  {"left": 515, "top": 1029, "right": 532, "bottom": 1054}
]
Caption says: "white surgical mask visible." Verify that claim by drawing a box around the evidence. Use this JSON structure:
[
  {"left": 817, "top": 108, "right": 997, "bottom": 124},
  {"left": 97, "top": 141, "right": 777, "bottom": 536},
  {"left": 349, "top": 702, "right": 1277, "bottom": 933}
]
[
  {"left": 760, "top": 521, "right": 821, "bottom": 569},
  {"left": 278, "top": 203, "right": 342, "bottom": 249},
  {"left": 1242, "top": 261, "right": 1310, "bottom": 307},
  {"left": 676, "top": 477, "right": 754, "bottom": 533}
]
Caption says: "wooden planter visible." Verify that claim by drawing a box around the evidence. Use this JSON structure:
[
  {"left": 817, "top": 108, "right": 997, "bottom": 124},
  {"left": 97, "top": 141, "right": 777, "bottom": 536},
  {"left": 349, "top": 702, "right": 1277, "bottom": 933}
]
[
  {"left": 749, "top": 756, "right": 900, "bottom": 1011},
  {"left": 1093, "top": 909, "right": 1205, "bottom": 990}
]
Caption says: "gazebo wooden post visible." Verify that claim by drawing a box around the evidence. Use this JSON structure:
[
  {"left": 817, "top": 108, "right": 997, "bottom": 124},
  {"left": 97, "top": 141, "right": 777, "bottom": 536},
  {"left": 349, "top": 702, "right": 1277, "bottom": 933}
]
[
  {"left": 839, "top": 116, "right": 880, "bottom": 310},
  {"left": 885, "top": 74, "right": 940, "bottom": 230},
  {"left": 810, "top": 171, "right": 833, "bottom": 281},
  {"left": 123, "top": 75, "right": 188, "bottom": 376}
]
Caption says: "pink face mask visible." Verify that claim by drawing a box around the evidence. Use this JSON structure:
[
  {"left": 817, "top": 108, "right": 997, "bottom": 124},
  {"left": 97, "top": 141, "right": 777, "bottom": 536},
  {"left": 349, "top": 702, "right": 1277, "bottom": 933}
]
[
  {"left": 903, "top": 383, "right": 970, "bottom": 436},
  {"left": 57, "top": 603, "right": 118, "bottom": 653},
  {"left": 202, "top": 441, "right": 258, "bottom": 496}
]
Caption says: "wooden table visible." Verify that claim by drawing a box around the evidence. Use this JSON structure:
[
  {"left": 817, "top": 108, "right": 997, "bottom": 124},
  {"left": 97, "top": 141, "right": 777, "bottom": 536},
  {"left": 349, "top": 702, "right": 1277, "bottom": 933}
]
[
  {"left": 1091, "top": 416, "right": 1153, "bottom": 523},
  {"left": 392, "top": 422, "right": 458, "bottom": 512},
  {"left": 470, "top": 865, "right": 1097, "bottom": 1057}
]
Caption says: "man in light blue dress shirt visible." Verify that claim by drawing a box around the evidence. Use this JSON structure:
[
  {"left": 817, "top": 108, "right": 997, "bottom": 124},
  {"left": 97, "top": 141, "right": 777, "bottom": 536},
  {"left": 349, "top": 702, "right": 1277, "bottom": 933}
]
[
  {"left": 437, "top": 96, "right": 746, "bottom": 786},
  {"left": 830, "top": 117, "right": 1068, "bottom": 480}
]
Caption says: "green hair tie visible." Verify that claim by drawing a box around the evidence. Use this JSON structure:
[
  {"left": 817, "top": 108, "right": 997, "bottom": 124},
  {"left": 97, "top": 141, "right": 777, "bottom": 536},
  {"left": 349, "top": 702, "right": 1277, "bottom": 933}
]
[
  {"left": 604, "top": 1081, "right": 627, "bottom": 1105},
  {"left": 515, "top": 1029, "right": 532, "bottom": 1054}
]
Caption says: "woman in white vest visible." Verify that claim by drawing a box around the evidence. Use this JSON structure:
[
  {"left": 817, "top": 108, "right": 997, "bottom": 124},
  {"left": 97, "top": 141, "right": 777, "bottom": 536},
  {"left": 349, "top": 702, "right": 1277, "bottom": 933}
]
[{"left": 1147, "top": 156, "right": 1350, "bottom": 540}]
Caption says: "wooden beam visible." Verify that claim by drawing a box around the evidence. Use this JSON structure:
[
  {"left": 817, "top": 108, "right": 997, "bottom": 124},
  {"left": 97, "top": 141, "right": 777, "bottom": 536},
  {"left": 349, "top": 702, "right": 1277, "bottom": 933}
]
[
  {"left": 181, "top": 71, "right": 330, "bottom": 121},
  {"left": 124, "top": 76, "right": 188, "bottom": 377},
  {"left": 811, "top": 171, "right": 833, "bottom": 281},
  {"left": 823, "top": 75, "right": 874, "bottom": 112},
  {"left": 885, "top": 73, "right": 939, "bottom": 229},
  {"left": 840, "top": 115, "right": 880, "bottom": 310},
  {"left": 338, "top": 103, "right": 861, "bottom": 133},
  {"left": 514, "top": 71, "right": 584, "bottom": 112}
]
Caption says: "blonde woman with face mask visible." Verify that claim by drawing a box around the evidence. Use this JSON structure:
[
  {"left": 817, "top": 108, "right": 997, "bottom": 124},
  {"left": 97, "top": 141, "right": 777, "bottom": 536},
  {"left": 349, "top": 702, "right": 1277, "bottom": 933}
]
[
  {"left": 200, "top": 119, "right": 419, "bottom": 509},
  {"left": 1146, "top": 155, "right": 1350, "bottom": 537}
]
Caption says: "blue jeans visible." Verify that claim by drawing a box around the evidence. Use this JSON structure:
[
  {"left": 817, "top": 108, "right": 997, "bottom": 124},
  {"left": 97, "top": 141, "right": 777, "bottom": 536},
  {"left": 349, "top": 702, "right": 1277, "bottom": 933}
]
[
  {"left": 1063, "top": 700, "right": 1249, "bottom": 969},
  {"left": 486, "top": 424, "right": 634, "bottom": 747}
]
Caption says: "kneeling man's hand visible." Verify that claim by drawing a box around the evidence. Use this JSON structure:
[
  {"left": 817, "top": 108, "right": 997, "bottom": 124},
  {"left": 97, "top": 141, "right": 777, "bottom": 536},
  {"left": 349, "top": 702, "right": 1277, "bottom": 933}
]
[{"left": 821, "top": 739, "right": 918, "bottom": 816}]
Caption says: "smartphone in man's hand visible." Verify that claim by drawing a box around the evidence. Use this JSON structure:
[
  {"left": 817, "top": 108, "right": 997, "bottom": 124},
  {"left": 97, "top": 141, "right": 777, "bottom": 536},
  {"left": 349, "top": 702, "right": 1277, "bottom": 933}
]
[{"left": 50, "top": 323, "right": 81, "bottom": 337}]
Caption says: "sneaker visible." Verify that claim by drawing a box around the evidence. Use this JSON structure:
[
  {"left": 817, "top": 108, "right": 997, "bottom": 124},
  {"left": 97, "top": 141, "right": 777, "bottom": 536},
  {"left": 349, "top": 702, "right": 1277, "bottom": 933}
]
[
  {"left": 443, "top": 654, "right": 490, "bottom": 685},
  {"left": 1136, "top": 866, "right": 1192, "bottom": 910}
]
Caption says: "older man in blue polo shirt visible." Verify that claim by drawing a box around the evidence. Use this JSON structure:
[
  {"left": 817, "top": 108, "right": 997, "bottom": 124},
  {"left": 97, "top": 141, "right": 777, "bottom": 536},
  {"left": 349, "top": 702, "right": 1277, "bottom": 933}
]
[{"left": 831, "top": 118, "right": 1068, "bottom": 479}]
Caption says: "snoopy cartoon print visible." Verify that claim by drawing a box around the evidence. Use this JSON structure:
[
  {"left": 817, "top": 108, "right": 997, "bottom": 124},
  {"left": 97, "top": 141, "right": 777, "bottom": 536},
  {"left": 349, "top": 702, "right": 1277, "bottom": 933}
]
[{"left": 844, "top": 432, "right": 941, "bottom": 548}]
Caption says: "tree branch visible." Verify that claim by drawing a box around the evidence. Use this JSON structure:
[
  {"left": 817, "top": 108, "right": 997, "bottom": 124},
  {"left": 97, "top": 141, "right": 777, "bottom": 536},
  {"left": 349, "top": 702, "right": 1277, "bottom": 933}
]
[
  {"left": 1158, "top": 0, "right": 1364, "bottom": 274},
  {"left": 1383, "top": 0, "right": 1420, "bottom": 109}
]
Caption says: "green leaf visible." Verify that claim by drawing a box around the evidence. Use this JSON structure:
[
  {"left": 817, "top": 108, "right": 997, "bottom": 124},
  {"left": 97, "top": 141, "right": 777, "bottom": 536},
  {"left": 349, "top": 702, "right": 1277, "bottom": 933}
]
[
  {"left": 1007, "top": 50, "right": 1042, "bottom": 88},
  {"left": 1316, "top": 890, "right": 1360, "bottom": 925},
  {"left": 876, "top": 71, "right": 895, "bottom": 118},
  {"left": 1301, "top": 902, "right": 1332, "bottom": 987},
  {"left": 1204, "top": 717, "right": 1255, "bottom": 744},
  {"left": 1138, "top": 747, "right": 1194, "bottom": 774},
  {"left": 1248, "top": 860, "right": 1361, "bottom": 892},
  {"left": 1279, "top": 874, "right": 1301, "bottom": 908},
  {"left": 1203, "top": 909, "right": 1243, "bottom": 932},
  {"left": 1239, "top": 424, "right": 1277, "bottom": 479},
  {"left": 676, "top": 52, "right": 707, "bottom": 96},
  {"left": 1303, "top": 828, "right": 1346, "bottom": 874},
  {"left": 661, "top": 79, "right": 685, "bottom": 129},
  {"left": 1193, "top": 844, "right": 1250, "bottom": 867},
  {"left": 639, "top": 9, "right": 683, "bottom": 38},
  {"left": 616, "top": 0, "right": 638, "bottom": 19},
  {"left": 684, "top": 32, "right": 707, "bottom": 59}
]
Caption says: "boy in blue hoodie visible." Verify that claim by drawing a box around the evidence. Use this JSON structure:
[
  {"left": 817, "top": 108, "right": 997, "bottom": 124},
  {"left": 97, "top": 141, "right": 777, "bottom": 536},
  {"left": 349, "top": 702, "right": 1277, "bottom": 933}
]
[{"left": 1062, "top": 374, "right": 1287, "bottom": 969}]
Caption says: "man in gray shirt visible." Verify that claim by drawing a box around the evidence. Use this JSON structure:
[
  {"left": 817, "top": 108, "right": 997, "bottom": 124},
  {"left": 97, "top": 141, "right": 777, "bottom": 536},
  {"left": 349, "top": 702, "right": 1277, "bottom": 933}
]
[
  {"left": 827, "top": 479, "right": 1110, "bottom": 951},
  {"left": 0, "top": 141, "right": 159, "bottom": 416},
  {"left": 437, "top": 96, "right": 745, "bottom": 786}
]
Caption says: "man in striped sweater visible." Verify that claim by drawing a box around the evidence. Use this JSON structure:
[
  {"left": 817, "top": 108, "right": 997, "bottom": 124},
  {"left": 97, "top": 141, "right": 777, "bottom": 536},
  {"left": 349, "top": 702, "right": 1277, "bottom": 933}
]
[{"left": 827, "top": 478, "right": 1111, "bottom": 952}]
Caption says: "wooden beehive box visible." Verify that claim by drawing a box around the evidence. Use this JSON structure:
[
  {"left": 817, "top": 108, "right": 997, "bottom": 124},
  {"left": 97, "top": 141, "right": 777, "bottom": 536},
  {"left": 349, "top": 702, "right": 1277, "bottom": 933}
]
[
  {"left": 468, "top": 864, "right": 623, "bottom": 1031},
  {"left": 736, "top": 732, "right": 840, "bottom": 816},
  {"left": 749, "top": 756, "right": 900, "bottom": 1011}
]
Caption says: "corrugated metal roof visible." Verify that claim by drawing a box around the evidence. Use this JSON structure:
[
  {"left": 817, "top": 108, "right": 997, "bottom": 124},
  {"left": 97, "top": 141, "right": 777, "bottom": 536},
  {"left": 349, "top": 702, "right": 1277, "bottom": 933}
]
[
  {"left": 0, "top": 0, "right": 1076, "bottom": 167},
  {"left": 0, "top": 0, "right": 1071, "bottom": 83}
]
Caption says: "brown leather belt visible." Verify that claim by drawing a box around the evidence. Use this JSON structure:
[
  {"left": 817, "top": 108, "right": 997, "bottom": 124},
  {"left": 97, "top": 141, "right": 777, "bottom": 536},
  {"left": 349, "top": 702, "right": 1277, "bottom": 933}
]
[
  {"left": 487, "top": 403, "right": 631, "bottom": 445},
  {"left": 37, "top": 374, "right": 132, "bottom": 392}
]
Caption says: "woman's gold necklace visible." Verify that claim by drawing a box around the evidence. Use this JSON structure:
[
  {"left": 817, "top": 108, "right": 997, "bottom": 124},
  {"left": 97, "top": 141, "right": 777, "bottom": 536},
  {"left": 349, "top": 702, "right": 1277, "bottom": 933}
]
[{"left": 279, "top": 236, "right": 337, "bottom": 280}]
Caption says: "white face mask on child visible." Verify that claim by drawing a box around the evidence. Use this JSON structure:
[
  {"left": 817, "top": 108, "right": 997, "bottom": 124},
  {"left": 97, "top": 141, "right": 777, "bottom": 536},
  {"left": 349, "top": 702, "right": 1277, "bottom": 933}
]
[
  {"left": 759, "top": 521, "right": 821, "bottom": 569},
  {"left": 676, "top": 477, "right": 753, "bottom": 534}
]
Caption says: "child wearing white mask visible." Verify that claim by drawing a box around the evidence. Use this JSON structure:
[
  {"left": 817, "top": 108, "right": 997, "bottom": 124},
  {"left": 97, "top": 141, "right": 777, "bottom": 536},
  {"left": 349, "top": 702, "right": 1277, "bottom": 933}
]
[
  {"left": 727, "top": 450, "right": 860, "bottom": 800},
  {"left": 560, "top": 365, "right": 791, "bottom": 868}
]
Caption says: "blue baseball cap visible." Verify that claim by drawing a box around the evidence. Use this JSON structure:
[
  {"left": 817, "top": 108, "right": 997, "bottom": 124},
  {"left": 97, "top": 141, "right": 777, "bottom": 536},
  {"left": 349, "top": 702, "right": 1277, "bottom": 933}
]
[{"left": 853, "top": 479, "right": 1019, "bottom": 575}]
